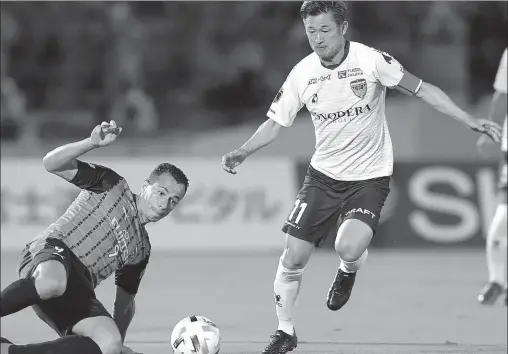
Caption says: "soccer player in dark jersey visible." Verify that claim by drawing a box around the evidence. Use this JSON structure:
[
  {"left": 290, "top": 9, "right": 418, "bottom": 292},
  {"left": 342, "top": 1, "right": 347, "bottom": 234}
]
[{"left": 1, "top": 120, "right": 189, "bottom": 354}]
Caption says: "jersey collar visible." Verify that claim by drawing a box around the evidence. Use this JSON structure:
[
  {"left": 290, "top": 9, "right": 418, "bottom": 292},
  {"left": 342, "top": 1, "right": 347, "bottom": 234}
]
[{"left": 320, "top": 40, "right": 350, "bottom": 70}]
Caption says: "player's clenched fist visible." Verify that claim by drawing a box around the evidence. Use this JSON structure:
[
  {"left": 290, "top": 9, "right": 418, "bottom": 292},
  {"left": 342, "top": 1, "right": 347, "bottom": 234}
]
[
  {"left": 221, "top": 149, "right": 248, "bottom": 174},
  {"left": 90, "top": 120, "right": 122, "bottom": 148}
]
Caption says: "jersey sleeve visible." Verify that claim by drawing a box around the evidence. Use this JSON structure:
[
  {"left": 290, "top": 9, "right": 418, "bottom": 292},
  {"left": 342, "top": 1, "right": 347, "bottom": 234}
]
[
  {"left": 70, "top": 160, "right": 122, "bottom": 193},
  {"left": 494, "top": 48, "right": 507, "bottom": 93},
  {"left": 115, "top": 256, "right": 149, "bottom": 295},
  {"left": 372, "top": 48, "right": 422, "bottom": 95},
  {"left": 266, "top": 68, "right": 304, "bottom": 127}
]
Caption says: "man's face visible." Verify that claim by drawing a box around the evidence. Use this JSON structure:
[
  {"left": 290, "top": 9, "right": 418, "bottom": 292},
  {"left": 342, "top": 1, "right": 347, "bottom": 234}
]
[
  {"left": 139, "top": 173, "right": 186, "bottom": 223},
  {"left": 303, "top": 11, "right": 347, "bottom": 62}
]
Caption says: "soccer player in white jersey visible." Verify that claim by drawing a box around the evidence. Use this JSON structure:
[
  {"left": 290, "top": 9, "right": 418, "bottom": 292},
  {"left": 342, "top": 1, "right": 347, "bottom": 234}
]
[
  {"left": 476, "top": 47, "right": 507, "bottom": 306},
  {"left": 221, "top": 2, "right": 503, "bottom": 352}
]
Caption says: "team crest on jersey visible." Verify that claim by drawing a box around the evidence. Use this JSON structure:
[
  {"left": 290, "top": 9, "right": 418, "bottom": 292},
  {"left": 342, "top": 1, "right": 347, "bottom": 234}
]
[
  {"left": 350, "top": 78, "right": 367, "bottom": 99},
  {"left": 273, "top": 88, "right": 283, "bottom": 103}
]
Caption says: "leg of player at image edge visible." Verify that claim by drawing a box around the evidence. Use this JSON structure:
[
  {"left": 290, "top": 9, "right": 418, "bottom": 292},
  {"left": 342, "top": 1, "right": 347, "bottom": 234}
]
[
  {"left": 1, "top": 279, "right": 105, "bottom": 354},
  {"left": 1, "top": 336, "right": 103, "bottom": 354},
  {"left": 478, "top": 203, "right": 507, "bottom": 306}
]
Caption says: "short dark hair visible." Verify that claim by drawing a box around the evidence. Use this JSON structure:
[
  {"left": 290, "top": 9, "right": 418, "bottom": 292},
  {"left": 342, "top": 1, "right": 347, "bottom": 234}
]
[
  {"left": 148, "top": 163, "right": 189, "bottom": 192},
  {"left": 300, "top": 1, "right": 348, "bottom": 26}
]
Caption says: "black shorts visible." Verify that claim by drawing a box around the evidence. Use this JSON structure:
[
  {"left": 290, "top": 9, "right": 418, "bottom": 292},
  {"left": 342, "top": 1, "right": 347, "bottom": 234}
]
[
  {"left": 16, "top": 238, "right": 111, "bottom": 337},
  {"left": 282, "top": 165, "right": 391, "bottom": 247}
]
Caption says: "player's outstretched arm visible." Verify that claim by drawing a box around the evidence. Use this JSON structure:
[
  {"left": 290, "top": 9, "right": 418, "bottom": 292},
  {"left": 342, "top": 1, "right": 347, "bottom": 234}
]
[
  {"left": 113, "top": 286, "right": 136, "bottom": 344},
  {"left": 415, "top": 82, "right": 503, "bottom": 142},
  {"left": 221, "top": 118, "right": 283, "bottom": 174},
  {"left": 113, "top": 258, "right": 148, "bottom": 352},
  {"left": 42, "top": 120, "right": 122, "bottom": 182}
]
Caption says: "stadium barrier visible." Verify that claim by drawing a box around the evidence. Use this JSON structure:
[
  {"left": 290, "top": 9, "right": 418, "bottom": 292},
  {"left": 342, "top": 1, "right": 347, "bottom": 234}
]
[
  {"left": 0, "top": 157, "right": 295, "bottom": 251},
  {"left": 1, "top": 158, "right": 497, "bottom": 250}
]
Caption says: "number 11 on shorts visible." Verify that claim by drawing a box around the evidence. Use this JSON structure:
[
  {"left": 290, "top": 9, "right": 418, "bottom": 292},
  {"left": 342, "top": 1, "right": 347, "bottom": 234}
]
[{"left": 288, "top": 199, "right": 308, "bottom": 224}]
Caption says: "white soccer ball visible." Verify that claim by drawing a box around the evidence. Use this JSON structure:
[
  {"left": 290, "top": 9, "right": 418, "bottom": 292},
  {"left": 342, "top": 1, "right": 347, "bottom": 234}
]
[{"left": 170, "top": 315, "right": 221, "bottom": 354}]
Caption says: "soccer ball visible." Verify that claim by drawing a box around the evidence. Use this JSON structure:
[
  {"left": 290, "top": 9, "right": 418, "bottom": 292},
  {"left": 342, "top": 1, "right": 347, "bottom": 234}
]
[{"left": 170, "top": 315, "right": 221, "bottom": 354}]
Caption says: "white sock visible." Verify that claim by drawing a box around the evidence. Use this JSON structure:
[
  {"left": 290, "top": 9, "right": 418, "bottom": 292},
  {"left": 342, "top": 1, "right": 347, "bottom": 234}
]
[
  {"left": 273, "top": 258, "right": 303, "bottom": 336},
  {"left": 487, "top": 204, "right": 507, "bottom": 286},
  {"left": 339, "top": 249, "right": 368, "bottom": 273}
]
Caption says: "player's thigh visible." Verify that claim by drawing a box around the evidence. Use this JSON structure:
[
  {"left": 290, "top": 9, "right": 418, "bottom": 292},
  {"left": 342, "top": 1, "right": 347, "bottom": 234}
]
[
  {"left": 336, "top": 176, "right": 390, "bottom": 260},
  {"left": 28, "top": 246, "right": 103, "bottom": 338},
  {"left": 72, "top": 313, "right": 122, "bottom": 354},
  {"left": 336, "top": 219, "right": 373, "bottom": 261},
  {"left": 282, "top": 168, "right": 342, "bottom": 248},
  {"left": 281, "top": 233, "right": 315, "bottom": 269},
  {"left": 33, "top": 285, "right": 113, "bottom": 339},
  {"left": 17, "top": 238, "right": 72, "bottom": 300}
]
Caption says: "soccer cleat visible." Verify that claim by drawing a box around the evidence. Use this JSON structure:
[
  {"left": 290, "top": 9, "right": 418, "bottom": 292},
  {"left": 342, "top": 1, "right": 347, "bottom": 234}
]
[
  {"left": 327, "top": 269, "right": 356, "bottom": 311},
  {"left": 261, "top": 329, "right": 297, "bottom": 354},
  {"left": 478, "top": 282, "right": 504, "bottom": 305}
]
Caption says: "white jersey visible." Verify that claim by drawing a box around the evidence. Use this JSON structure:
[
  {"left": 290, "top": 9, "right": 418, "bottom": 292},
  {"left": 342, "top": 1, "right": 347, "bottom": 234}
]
[
  {"left": 267, "top": 41, "right": 421, "bottom": 181},
  {"left": 493, "top": 48, "right": 507, "bottom": 152}
]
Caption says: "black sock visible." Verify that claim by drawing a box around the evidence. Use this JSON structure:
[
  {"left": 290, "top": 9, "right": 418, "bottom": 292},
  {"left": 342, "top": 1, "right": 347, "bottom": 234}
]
[
  {"left": 1, "top": 278, "right": 42, "bottom": 317},
  {"left": 8, "top": 335, "right": 103, "bottom": 354}
]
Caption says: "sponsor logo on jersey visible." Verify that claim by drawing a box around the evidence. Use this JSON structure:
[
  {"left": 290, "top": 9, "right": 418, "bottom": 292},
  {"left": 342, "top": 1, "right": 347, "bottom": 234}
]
[
  {"left": 347, "top": 68, "right": 364, "bottom": 77},
  {"left": 310, "top": 93, "right": 318, "bottom": 104},
  {"left": 308, "top": 74, "right": 331, "bottom": 85},
  {"left": 339, "top": 68, "right": 363, "bottom": 79},
  {"left": 350, "top": 78, "right": 367, "bottom": 98},
  {"left": 311, "top": 104, "right": 372, "bottom": 123},
  {"left": 273, "top": 88, "right": 283, "bottom": 103},
  {"left": 108, "top": 217, "right": 131, "bottom": 264}
]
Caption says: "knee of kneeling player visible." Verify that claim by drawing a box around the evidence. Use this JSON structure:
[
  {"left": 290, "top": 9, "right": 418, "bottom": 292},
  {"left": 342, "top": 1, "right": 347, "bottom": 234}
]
[
  {"left": 335, "top": 240, "right": 365, "bottom": 262},
  {"left": 93, "top": 332, "right": 123, "bottom": 354},
  {"left": 34, "top": 275, "right": 67, "bottom": 299}
]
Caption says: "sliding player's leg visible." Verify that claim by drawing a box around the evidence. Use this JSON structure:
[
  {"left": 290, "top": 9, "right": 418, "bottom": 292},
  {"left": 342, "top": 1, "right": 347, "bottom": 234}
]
[
  {"left": 1, "top": 238, "right": 70, "bottom": 317},
  {"left": 4, "top": 238, "right": 121, "bottom": 354},
  {"left": 327, "top": 176, "right": 390, "bottom": 311},
  {"left": 10, "top": 290, "right": 121, "bottom": 354},
  {"left": 262, "top": 166, "right": 343, "bottom": 354},
  {"left": 2, "top": 335, "right": 104, "bottom": 354},
  {"left": 71, "top": 316, "right": 123, "bottom": 354}
]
